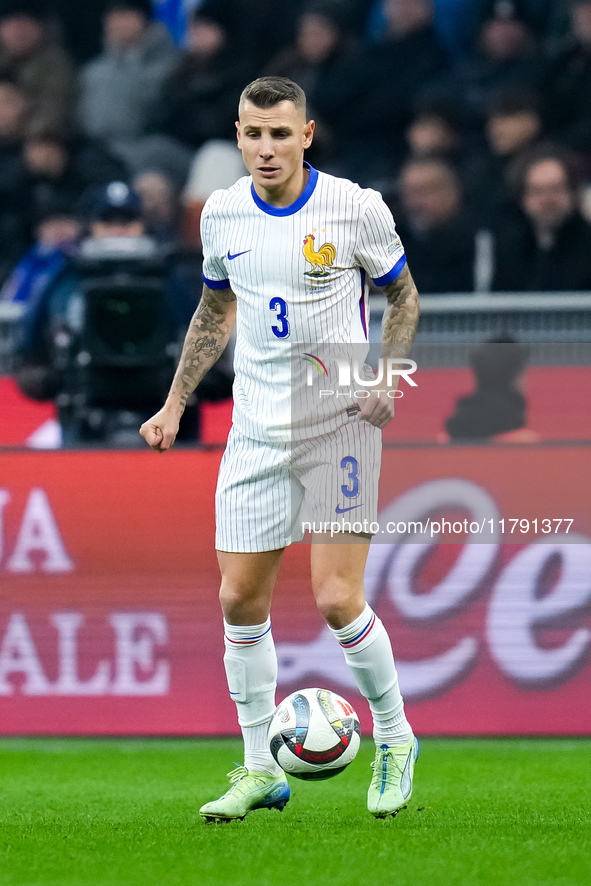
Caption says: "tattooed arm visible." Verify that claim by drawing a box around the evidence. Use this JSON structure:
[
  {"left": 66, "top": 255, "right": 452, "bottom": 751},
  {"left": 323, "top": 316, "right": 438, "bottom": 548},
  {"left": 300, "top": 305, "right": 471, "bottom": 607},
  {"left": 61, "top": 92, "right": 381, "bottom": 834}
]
[
  {"left": 357, "top": 263, "right": 420, "bottom": 429},
  {"left": 140, "top": 283, "right": 237, "bottom": 451},
  {"left": 381, "top": 262, "right": 420, "bottom": 349}
]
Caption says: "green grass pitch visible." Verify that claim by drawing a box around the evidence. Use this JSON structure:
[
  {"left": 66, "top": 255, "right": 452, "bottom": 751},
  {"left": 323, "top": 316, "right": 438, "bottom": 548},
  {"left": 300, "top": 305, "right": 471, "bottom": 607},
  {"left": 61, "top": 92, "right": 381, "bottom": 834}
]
[{"left": 0, "top": 737, "right": 589, "bottom": 886}]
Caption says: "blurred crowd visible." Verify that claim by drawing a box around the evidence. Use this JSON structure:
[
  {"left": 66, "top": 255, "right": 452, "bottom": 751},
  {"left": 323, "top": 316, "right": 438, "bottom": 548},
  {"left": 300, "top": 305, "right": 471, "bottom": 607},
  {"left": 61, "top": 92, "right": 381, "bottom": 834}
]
[
  {"left": 0, "top": 0, "right": 589, "bottom": 298},
  {"left": 0, "top": 0, "right": 587, "bottom": 299},
  {"left": 1, "top": 0, "right": 591, "bottom": 445}
]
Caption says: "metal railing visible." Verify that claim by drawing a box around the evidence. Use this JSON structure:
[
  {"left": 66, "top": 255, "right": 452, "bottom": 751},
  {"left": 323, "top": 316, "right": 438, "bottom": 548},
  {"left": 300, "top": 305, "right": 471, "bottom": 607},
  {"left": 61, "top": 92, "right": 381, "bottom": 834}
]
[
  {"left": 368, "top": 292, "right": 591, "bottom": 366},
  {"left": 3, "top": 293, "right": 591, "bottom": 375}
]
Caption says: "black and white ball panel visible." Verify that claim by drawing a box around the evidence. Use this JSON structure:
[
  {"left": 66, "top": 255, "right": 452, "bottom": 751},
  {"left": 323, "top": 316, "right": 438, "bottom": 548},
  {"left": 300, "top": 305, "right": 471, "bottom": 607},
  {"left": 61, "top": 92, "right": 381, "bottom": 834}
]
[{"left": 269, "top": 688, "right": 361, "bottom": 780}]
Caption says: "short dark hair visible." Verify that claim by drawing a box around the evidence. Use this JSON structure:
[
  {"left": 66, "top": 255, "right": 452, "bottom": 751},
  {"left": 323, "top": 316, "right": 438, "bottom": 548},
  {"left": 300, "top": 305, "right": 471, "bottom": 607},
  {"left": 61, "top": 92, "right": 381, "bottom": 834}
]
[
  {"left": 239, "top": 77, "right": 306, "bottom": 116},
  {"left": 0, "top": 1, "right": 48, "bottom": 23},
  {"left": 399, "top": 157, "right": 463, "bottom": 193},
  {"left": 105, "top": 0, "right": 153, "bottom": 19},
  {"left": 486, "top": 88, "right": 541, "bottom": 119},
  {"left": 508, "top": 143, "right": 580, "bottom": 200},
  {"left": 411, "top": 95, "right": 463, "bottom": 131}
]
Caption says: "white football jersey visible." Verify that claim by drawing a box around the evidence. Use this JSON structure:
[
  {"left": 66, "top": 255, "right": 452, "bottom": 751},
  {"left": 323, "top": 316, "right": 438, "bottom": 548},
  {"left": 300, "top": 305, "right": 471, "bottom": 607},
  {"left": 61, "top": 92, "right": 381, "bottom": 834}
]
[{"left": 201, "top": 163, "right": 406, "bottom": 443}]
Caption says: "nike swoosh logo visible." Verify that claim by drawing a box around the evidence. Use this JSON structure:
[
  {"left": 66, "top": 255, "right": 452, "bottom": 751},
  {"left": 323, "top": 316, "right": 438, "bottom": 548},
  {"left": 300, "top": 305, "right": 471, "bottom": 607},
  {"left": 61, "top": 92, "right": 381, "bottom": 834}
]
[
  {"left": 227, "top": 249, "right": 252, "bottom": 260},
  {"left": 335, "top": 504, "right": 363, "bottom": 514},
  {"left": 400, "top": 748, "right": 413, "bottom": 799}
]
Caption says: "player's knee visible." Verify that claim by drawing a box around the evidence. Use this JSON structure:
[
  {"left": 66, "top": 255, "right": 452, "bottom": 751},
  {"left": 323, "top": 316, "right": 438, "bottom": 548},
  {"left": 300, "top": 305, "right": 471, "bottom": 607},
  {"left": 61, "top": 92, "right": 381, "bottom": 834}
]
[
  {"left": 219, "top": 582, "right": 248, "bottom": 612},
  {"left": 318, "top": 598, "right": 363, "bottom": 630},
  {"left": 314, "top": 579, "right": 364, "bottom": 629},
  {"left": 219, "top": 580, "right": 266, "bottom": 623}
]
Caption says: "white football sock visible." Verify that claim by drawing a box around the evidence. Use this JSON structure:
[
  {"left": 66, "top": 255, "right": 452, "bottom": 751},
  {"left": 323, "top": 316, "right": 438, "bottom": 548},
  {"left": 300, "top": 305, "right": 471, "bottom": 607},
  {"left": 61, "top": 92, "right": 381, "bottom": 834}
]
[
  {"left": 328, "top": 603, "right": 413, "bottom": 746},
  {"left": 223, "top": 618, "right": 282, "bottom": 776}
]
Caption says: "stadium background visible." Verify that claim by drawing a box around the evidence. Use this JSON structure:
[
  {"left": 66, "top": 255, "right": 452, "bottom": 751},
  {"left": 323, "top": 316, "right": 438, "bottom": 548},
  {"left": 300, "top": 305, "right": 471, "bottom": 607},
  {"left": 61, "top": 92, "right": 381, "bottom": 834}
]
[{"left": 0, "top": 0, "right": 590, "bottom": 742}]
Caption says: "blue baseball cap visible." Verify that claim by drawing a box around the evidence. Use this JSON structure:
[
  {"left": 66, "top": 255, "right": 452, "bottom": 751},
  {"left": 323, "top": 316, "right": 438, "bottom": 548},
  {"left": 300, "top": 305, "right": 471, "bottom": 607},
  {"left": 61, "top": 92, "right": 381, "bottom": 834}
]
[{"left": 88, "top": 181, "right": 143, "bottom": 222}]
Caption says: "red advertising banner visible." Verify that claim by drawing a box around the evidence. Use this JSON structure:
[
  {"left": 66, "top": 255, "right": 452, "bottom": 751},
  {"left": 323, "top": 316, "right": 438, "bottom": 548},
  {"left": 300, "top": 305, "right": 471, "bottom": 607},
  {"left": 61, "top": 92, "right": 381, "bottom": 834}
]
[
  {"left": 0, "top": 447, "right": 590, "bottom": 735},
  {"left": 2, "top": 366, "right": 591, "bottom": 447}
]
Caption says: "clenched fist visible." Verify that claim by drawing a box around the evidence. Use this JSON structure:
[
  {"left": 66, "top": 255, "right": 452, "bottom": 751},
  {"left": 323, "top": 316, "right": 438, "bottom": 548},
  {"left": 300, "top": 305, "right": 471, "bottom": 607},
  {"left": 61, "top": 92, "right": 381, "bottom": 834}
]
[{"left": 139, "top": 406, "right": 181, "bottom": 452}]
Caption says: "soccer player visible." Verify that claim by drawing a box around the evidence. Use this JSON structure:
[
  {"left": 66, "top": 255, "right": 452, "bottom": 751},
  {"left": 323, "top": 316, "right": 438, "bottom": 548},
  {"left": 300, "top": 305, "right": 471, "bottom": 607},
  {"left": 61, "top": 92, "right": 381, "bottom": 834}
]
[{"left": 140, "top": 77, "right": 420, "bottom": 821}]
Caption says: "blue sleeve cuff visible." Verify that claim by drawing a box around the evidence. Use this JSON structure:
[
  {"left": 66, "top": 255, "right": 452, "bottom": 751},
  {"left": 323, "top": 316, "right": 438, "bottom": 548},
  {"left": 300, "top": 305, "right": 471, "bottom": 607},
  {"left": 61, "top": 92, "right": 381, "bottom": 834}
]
[
  {"left": 202, "top": 274, "right": 231, "bottom": 290},
  {"left": 372, "top": 254, "right": 407, "bottom": 287}
]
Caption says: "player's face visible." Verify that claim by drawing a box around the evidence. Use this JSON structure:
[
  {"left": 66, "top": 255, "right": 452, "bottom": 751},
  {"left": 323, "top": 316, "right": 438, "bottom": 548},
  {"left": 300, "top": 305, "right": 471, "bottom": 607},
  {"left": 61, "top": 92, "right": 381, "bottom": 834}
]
[{"left": 237, "top": 100, "right": 314, "bottom": 201}]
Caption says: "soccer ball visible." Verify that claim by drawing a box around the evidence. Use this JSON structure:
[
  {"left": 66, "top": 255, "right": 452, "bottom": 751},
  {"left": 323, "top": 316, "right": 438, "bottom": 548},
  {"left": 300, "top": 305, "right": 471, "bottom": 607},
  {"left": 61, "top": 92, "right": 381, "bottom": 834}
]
[{"left": 269, "top": 687, "right": 361, "bottom": 780}]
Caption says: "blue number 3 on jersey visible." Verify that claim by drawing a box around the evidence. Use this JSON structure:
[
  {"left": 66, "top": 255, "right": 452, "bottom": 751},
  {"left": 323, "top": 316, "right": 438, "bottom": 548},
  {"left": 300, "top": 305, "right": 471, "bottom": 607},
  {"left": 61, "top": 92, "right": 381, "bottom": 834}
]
[{"left": 269, "top": 297, "right": 290, "bottom": 339}]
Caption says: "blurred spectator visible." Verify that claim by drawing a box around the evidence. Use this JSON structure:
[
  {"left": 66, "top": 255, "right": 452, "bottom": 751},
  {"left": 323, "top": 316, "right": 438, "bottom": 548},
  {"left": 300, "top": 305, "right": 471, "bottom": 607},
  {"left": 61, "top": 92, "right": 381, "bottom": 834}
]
[
  {"left": 543, "top": 0, "right": 591, "bottom": 161},
  {"left": 13, "top": 180, "right": 207, "bottom": 446},
  {"left": 69, "top": 135, "right": 128, "bottom": 186},
  {"left": 0, "top": 76, "right": 30, "bottom": 282},
  {"left": 581, "top": 182, "right": 591, "bottom": 224},
  {"left": 400, "top": 96, "right": 473, "bottom": 189},
  {"left": 198, "top": 0, "right": 297, "bottom": 72},
  {"left": 132, "top": 169, "right": 180, "bottom": 243},
  {"left": 491, "top": 148, "right": 591, "bottom": 291},
  {"left": 0, "top": 0, "right": 75, "bottom": 136},
  {"left": 405, "top": 99, "right": 463, "bottom": 162},
  {"left": 319, "top": 0, "right": 449, "bottom": 182},
  {"left": 78, "top": 0, "right": 191, "bottom": 182},
  {"left": 181, "top": 139, "right": 246, "bottom": 250},
  {"left": 476, "top": 0, "right": 564, "bottom": 44},
  {"left": 446, "top": 1, "right": 543, "bottom": 127},
  {"left": 0, "top": 111, "right": 126, "bottom": 275},
  {"left": 155, "top": 6, "right": 246, "bottom": 152},
  {"left": 22, "top": 133, "right": 87, "bottom": 220},
  {"left": 0, "top": 199, "right": 80, "bottom": 304},
  {"left": 392, "top": 158, "right": 478, "bottom": 292},
  {"left": 20, "top": 131, "right": 129, "bottom": 232},
  {"left": 445, "top": 338, "right": 538, "bottom": 442},
  {"left": 428, "top": 0, "right": 486, "bottom": 59},
  {"left": 49, "top": 0, "right": 110, "bottom": 64},
  {"left": 368, "top": 0, "right": 561, "bottom": 61},
  {"left": 464, "top": 88, "right": 544, "bottom": 222},
  {"left": 265, "top": 3, "right": 358, "bottom": 167},
  {"left": 483, "top": 89, "right": 542, "bottom": 159}
]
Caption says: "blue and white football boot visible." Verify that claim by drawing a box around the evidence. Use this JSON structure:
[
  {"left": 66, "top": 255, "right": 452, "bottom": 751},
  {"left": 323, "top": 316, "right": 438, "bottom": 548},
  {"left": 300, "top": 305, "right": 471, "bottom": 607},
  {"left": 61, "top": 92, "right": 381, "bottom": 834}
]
[
  {"left": 368, "top": 736, "right": 419, "bottom": 818},
  {"left": 199, "top": 766, "right": 290, "bottom": 822}
]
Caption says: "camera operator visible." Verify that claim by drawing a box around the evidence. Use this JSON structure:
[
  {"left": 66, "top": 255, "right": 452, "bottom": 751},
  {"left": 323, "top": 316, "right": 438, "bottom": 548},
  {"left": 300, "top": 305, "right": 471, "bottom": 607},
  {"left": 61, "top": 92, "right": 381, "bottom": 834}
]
[{"left": 13, "top": 181, "right": 229, "bottom": 446}]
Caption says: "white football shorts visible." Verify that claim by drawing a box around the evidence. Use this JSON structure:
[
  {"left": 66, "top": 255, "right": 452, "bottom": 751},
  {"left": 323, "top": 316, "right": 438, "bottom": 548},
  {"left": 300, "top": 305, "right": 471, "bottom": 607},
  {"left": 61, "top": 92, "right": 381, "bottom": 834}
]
[{"left": 215, "top": 418, "right": 382, "bottom": 553}]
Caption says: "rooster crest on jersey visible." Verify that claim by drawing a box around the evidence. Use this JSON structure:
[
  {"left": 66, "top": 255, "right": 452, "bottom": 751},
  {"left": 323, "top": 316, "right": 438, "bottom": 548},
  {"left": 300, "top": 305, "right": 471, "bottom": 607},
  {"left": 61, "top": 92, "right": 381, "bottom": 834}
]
[{"left": 302, "top": 232, "right": 336, "bottom": 278}]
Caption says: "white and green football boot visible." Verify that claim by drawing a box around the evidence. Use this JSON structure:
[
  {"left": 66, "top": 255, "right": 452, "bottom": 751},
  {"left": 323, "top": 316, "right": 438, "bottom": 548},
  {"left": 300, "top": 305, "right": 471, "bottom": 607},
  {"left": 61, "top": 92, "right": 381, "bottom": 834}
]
[
  {"left": 368, "top": 736, "right": 419, "bottom": 819},
  {"left": 199, "top": 766, "right": 290, "bottom": 822}
]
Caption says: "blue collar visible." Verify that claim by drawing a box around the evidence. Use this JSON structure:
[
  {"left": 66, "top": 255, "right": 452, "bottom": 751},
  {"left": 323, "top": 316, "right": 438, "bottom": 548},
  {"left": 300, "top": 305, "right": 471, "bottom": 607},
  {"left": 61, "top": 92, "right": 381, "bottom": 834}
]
[{"left": 250, "top": 163, "right": 318, "bottom": 217}]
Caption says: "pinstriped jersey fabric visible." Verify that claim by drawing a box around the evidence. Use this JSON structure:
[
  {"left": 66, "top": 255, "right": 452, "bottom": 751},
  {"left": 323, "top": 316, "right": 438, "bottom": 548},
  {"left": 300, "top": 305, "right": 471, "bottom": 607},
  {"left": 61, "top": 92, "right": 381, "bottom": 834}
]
[{"left": 201, "top": 164, "right": 406, "bottom": 443}]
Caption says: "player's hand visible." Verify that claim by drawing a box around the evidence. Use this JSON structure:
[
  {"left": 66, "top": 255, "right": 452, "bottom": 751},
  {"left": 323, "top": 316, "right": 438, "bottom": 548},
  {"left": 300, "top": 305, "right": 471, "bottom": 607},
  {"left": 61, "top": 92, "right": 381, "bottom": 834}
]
[
  {"left": 139, "top": 407, "right": 181, "bottom": 452},
  {"left": 357, "top": 390, "right": 395, "bottom": 429}
]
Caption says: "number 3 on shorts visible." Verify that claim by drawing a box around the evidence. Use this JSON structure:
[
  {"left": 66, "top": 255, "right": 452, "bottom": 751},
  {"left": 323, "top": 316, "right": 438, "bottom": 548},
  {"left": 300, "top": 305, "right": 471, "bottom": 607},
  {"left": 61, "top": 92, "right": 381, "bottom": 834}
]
[
  {"left": 341, "top": 456, "right": 360, "bottom": 498},
  {"left": 270, "top": 296, "right": 290, "bottom": 339}
]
